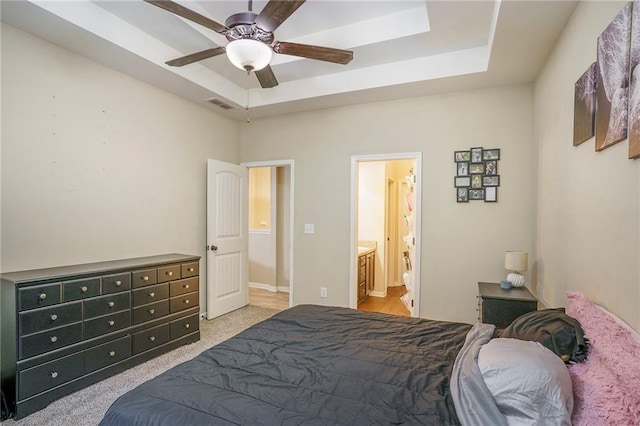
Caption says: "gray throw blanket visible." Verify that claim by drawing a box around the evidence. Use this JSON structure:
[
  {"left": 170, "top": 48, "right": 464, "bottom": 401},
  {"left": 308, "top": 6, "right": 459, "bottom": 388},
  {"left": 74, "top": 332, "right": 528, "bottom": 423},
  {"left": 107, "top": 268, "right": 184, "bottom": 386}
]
[{"left": 450, "top": 323, "right": 508, "bottom": 426}]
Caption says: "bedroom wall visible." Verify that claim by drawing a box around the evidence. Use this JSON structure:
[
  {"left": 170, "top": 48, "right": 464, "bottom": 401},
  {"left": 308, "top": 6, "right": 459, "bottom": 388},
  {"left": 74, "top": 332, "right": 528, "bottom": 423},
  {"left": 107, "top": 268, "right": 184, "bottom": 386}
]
[
  {"left": 0, "top": 24, "right": 240, "bottom": 313},
  {"left": 239, "top": 85, "right": 536, "bottom": 324},
  {"left": 534, "top": 1, "right": 640, "bottom": 331}
]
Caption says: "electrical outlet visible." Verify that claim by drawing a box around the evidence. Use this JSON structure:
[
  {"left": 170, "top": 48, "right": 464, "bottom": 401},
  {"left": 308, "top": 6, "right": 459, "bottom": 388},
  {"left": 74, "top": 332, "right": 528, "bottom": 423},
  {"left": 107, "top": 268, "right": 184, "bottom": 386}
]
[
  {"left": 320, "top": 287, "right": 327, "bottom": 298},
  {"left": 304, "top": 224, "right": 315, "bottom": 234}
]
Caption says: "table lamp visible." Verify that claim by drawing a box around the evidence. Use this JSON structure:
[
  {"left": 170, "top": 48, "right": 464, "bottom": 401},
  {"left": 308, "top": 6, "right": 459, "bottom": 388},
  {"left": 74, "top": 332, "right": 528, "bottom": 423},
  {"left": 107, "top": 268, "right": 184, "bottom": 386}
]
[{"left": 504, "top": 251, "right": 528, "bottom": 288}]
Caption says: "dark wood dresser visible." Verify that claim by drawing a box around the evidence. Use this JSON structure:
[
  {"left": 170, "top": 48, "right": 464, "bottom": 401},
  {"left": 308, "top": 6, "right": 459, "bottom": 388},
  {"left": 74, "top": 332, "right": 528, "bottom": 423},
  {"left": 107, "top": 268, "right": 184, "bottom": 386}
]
[
  {"left": 477, "top": 281, "right": 537, "bottom": 329},
  {"left": 0, "top": 253, "right": 201, "bottom": 420}
]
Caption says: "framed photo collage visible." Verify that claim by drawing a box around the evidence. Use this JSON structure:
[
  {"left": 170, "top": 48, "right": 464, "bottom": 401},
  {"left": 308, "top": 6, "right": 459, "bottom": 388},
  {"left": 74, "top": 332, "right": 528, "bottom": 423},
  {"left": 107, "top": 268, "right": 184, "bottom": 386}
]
[{"left": 454, "top": 147, "right": 500, "bottom": 203}]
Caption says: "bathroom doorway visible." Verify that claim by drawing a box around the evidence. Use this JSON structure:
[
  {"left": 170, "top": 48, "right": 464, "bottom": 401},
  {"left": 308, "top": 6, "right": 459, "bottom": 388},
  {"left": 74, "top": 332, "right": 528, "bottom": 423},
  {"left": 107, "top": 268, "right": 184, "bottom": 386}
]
[{"left": 350, "top": 153, "right": 421, "bottom": 317}]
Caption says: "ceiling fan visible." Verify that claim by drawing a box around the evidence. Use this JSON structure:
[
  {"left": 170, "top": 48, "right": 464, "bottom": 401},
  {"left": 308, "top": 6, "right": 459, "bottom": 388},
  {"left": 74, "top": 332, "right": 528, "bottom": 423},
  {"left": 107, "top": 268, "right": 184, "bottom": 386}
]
[{"left": 145, "top": 0, "right": 354, "bottom": 88}]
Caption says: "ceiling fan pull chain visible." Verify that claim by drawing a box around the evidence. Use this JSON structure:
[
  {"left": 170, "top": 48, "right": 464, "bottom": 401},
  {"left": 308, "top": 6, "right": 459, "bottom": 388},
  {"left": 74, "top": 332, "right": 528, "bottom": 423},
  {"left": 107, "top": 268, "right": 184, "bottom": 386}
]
[{"left": 246, "top": 83, "right": 251, "bottom": 124}]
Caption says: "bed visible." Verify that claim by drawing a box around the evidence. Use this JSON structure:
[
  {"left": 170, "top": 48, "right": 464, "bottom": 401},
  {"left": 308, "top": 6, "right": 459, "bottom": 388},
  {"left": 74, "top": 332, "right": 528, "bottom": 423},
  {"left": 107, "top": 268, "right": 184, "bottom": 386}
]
[{"left": 100, "top": 297, "right": 640, "bottom": 426}]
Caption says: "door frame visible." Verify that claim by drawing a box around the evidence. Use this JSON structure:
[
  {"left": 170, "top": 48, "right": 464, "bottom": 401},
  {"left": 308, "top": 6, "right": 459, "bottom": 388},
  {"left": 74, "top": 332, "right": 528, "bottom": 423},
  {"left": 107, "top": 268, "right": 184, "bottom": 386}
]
[
  {"left": 349, "top": 153, "right": 422, "bottom": 317},
  {"left": 242, "top": 159, "right": 295, "bottom": 308},
  {"left": 385, "top": 177, "right": 397, "bottom": 289}
]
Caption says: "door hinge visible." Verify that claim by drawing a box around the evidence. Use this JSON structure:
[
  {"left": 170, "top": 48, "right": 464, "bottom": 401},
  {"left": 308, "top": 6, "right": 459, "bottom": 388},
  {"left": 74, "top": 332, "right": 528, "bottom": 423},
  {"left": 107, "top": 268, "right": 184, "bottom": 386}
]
[
  {"left": 412, "top": 237, "right": 415, "bottom": 245},
  {"left": 411, "top": 299, "right": 414, "bottom": 308},
  {"left": 413, "top": 174, "right": 417, "bottom": 184}
]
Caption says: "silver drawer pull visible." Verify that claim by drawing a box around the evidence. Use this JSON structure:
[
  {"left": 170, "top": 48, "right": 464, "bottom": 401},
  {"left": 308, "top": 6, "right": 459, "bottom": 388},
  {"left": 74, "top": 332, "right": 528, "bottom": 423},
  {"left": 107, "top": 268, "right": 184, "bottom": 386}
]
[
  {"left": 109, "top": 351, "right": 116, "bottom": 357},
  {"left": 81, "top": 286, "right": 88, "bottom": 292},
  {"left": 184, "top": 299, "right": 189, "bottom": 304},
  {"left": 184, "top": 284, "right": 189, "bottom": 289},
  {"left": 188, "top": 267, "right": 194, "bottom": 272},
  {"left": 39, "top": 293, "right": 47, "bottom": 300},
  {"left": 142, "top": 276, "right": 149, "bottom": 281},
  {"left": 108, "top": 301, "right": 115, "bottom": 307},
  {"left": 149, "top": 336, "right": 156, "bottom": 342},
  {"left": 50, "top": 336, "right": 58, "bottom": 343},
  {"left": 149, "top": 292, "right": 155, "bottom": 298},
  {"left": 167, "top": 271, "right": 173, "bottom": 276},
  {"left": 149, "top": 309, "right": 155, "bottom": 314},
  {"left": 184, "top": 323, "right": 190, "bottom": 329},
  {"left": 50, "top": 372, "right": 58, "bottom": 379},
  {"left": 115, "top": 280, "right": 122, "bottom": 287},
  {"left": 50, "top": 314, "right": 58, "bottom": 321},
  {"left": 108, "top": 320, "right": 115, "bottom": 326}
]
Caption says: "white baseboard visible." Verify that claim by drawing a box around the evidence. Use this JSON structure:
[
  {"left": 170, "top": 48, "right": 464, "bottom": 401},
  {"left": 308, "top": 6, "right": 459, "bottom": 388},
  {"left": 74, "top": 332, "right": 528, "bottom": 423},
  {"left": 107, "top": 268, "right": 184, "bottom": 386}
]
[
  {"left": 369, "top": 290, "right": 387, "bottom": 298},
  {"left": 249, "top": 282, "right": 290, "bottom": 293}
]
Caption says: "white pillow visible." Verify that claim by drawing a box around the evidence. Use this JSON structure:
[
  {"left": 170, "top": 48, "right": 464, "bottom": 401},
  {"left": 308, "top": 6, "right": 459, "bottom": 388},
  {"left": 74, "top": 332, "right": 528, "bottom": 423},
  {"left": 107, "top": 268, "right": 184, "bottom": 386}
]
[{"left": 478, "top": 338, "right": 573, "bottom": 426}]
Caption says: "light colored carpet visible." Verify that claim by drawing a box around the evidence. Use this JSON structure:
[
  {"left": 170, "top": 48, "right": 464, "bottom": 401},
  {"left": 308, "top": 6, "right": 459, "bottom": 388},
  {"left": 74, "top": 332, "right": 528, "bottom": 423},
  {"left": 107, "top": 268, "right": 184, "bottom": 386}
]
[{"left": 2, "top": 305, "right": 280, "bottom": 426}]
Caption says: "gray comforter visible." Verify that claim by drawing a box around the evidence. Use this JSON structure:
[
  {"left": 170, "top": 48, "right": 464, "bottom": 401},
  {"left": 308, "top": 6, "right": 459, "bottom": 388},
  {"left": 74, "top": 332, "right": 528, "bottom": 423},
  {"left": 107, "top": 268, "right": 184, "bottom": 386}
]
[{"left": 100, "top": 305, "right": 473, "bottom": 425}]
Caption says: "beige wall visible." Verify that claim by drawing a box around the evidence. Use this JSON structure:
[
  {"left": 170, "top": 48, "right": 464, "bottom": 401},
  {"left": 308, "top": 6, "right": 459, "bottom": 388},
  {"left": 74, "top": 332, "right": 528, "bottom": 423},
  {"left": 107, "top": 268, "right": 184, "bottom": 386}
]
[
  {"left": 240, "top": 85, "right": 536, "bottom": 324},
  {"left": 0, "top": 24, "right": 240, "bottom": 313},
  {"left": 248, "top": 231, "right": 276, "bottom": 286},
  {"left": 248, "top": 167, "right": 271, "bottom": 230},
  {"left": 534, "top": 1, "right": 640, "bottom": 331},
  {"left": 275, "top": 166, "right": 291, "bottom": 290}
]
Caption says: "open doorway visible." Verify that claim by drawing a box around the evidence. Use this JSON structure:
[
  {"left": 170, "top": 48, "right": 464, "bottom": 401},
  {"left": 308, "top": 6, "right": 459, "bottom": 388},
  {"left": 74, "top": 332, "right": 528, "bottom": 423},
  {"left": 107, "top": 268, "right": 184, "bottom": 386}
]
[
  {"left": 350, "top": 153, "right": 421, "bottom": 317},
  {"left": 243, "top": 161, "right": 294, "bottom": 311}
]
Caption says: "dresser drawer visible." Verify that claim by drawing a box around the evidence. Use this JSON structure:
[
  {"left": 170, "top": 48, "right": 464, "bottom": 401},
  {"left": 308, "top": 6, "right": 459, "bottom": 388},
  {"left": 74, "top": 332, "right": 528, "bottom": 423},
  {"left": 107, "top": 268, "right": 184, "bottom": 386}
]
[
  {"left": 83, "top": 310, "right": 131, "bottom": 340},
  {"left": 157, "top": 264, "right": 180, "bottom": 283},
  {"left": 170, "top": 314, "right": 199, "bottom": 340},
  {"left": 63, "top": 277, "right": 101, "bottom": 302},
  {"left": 181, "top": 262, "right": 199, "bottom": 278},
  {"left": 19, "top": 352, "right": 84, "bottom": 400},
  {"left": 169, "top": 277, "right": 198, "bottom": 297},
  {"left": 132, "top": 283, "right": 169, "bottom": 307},
  {"left": 84, "top": 336, "right": 131, "bottom": 374},
  {"left": 19, "top": 302, "right": 82, "bottom": 336},
  {"left": 132, "top": 300, "right": 170, "bottom": 325},
  {"left": 20, "top": 323, "right": 83, "bottom": 360},
  {"left": 170, "top": 292, "right": 198, "bottom": 313},
  {"left": 131, "top": 269, "right": 157, "bottom": 288},
  {"left": 132, "top": 324, "right": 169, "bottom": 355},
  {"left": 18, "top": 283, "right": 61, "bottom": 311},
  {"left": 102, "top": 272, "right": 131, "bottom": 294},
  {"left": 84, "top": 292, "right": 131, "bottom": 319}
]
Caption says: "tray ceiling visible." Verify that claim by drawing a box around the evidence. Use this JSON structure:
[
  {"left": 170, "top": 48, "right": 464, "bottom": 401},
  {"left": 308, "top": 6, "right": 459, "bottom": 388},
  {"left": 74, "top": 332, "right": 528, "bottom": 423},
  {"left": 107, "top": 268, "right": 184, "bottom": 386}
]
[{"left": 1, "top": 1, "right": 579, "bottom": 120}]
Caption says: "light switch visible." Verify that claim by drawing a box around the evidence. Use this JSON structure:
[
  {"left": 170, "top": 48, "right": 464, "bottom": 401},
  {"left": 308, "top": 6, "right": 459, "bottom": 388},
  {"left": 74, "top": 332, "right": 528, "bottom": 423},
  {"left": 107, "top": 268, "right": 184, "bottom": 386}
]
[{"left": 304, "top": 224, "right": 315, "bottom": 234}]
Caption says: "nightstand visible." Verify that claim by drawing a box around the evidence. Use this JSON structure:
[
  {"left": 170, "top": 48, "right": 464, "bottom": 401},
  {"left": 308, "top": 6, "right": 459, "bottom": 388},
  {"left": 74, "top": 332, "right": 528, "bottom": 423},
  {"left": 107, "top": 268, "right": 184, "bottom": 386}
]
[{"left": 477, "top": 282, "right": 537, "bottom": 329}]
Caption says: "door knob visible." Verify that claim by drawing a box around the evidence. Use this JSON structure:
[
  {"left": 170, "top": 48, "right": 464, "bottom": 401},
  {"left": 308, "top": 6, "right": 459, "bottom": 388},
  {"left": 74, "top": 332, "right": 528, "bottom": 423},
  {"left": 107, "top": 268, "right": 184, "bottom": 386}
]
[{"left": 211, "top": 245, "right": 218, "bottom": 251}]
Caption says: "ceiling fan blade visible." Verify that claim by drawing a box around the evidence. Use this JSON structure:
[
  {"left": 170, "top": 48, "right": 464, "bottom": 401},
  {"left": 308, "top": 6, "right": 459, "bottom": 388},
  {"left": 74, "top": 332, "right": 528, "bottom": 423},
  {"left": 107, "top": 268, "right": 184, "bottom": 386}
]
[
  {"left": 255, "top": 0, "right": 306, "bottom": 33},
  {"left": 274, "top": 42, "right": 353, "bottom": 65},
  {"left": 166, "top": 47, "right": 226, "bottom": 67},
  {"left": 255, "top": 66, "right": 279, "bottom": 88},
  {"left": 144, "top": 0, "right": 227, "bottom": 34}
]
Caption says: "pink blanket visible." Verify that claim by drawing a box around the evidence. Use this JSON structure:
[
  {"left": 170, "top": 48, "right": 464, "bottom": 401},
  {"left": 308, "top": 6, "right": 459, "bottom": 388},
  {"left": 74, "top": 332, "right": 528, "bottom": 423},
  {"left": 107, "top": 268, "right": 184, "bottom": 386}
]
[{"left": 566, "top": 292, "right": 640, "bottom": 425}]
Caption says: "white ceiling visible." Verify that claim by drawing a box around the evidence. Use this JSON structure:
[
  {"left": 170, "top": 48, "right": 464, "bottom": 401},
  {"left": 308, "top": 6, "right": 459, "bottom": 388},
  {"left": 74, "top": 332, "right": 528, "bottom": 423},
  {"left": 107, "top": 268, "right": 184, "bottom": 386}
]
[{"left": 1, "top": 0, "right": 579, "bottom": 120}]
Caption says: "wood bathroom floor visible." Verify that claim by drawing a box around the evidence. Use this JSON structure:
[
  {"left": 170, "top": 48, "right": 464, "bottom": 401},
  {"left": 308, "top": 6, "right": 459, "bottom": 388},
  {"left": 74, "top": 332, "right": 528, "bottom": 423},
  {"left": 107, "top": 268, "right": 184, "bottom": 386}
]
[{"left": 358, "top": 286, "right": 411, "bottom": 317}]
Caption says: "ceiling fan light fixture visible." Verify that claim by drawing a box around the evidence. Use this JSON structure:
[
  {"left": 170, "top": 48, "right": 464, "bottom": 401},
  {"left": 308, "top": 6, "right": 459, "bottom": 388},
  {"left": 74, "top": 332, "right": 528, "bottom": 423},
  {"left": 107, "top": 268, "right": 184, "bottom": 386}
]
[{"left": 226, "top": 39, "right": 272, "bottom": 72}]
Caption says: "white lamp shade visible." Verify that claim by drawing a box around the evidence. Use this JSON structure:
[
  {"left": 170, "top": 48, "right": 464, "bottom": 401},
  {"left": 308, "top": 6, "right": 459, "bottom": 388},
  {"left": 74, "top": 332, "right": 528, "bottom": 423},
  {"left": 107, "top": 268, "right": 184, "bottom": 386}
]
[
  {"left": 504, "top": 251, "right": 528, "bottom": 272},
  {"left": 226, "top": 39, "right": 272, "bottom": 72}
]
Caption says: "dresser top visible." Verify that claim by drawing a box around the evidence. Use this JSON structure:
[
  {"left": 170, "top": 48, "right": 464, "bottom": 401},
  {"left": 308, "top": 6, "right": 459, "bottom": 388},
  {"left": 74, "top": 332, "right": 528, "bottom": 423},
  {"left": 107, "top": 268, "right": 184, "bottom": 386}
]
[
  {"left": 478, "top": 282, "right": 537, "bottom": 302},
  {"left": 1, "top": 253, "right": 200, "bottom": 284}
]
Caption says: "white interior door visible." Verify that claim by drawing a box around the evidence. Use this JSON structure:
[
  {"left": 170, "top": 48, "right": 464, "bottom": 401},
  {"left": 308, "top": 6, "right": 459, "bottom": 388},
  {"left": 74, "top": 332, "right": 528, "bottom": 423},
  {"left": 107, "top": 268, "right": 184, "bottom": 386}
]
[{"left": 206, "top": 159, "right": 248, "bottom": 319}]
